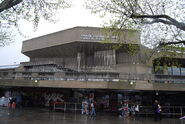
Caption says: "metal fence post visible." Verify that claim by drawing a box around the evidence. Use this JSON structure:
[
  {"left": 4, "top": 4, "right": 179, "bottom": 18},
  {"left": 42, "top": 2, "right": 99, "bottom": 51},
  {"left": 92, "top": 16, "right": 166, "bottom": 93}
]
[
  {"left": 53, "top": 103, "right": 55, "bottom": 112},
  {"left": 64, "top": 103, "right": 66, "bottom": 112},
  {"left": 75, "top": 103, "right": 77, "bottom": 113}
]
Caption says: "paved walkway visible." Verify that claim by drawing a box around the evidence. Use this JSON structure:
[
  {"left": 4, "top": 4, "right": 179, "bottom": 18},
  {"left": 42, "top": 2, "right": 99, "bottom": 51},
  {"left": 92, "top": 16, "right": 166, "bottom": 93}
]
[{"left": 0, "top": 107, "right": 184, "bottom": 124}]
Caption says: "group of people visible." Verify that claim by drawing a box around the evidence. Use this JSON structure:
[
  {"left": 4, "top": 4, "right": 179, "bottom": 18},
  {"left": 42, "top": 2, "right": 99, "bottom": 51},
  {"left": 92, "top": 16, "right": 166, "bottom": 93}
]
[
  {"left": 117, "top": 100, "right": 163, "bottom": 121},
  {"left": 118, "top": 101, "right": 139, "bottom": 120},
  {"left": 81, "top": 99, "right": 96, "bottom": 119}
]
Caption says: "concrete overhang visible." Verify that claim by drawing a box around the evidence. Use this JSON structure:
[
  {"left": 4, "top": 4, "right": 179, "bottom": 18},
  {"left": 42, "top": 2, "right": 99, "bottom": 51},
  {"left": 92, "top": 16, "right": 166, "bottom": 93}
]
[
  {"left": 23, "top": 41, "right": 119, "bottom": 58},
  {"left": 22, "top": 27, "right": 140, "bottom": 57}
]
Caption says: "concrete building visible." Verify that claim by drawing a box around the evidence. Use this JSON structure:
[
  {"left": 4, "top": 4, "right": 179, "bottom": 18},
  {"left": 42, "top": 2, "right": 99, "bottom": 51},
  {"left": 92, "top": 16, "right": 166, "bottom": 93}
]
[{"left": 0, "top": 27, "right": 185, "bottom": 109}]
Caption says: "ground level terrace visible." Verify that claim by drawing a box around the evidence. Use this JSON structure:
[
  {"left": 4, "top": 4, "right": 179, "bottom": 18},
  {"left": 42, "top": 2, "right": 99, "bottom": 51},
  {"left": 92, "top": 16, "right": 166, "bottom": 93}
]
[
  {"left": 0, "top": 76, "right": 185, "bottom": 116},
  {"left": 0, "top": 85, "right": 185, "bottom": 116},
  {"left": 0, "top": 107, "right": 185, "bottom": 124}
]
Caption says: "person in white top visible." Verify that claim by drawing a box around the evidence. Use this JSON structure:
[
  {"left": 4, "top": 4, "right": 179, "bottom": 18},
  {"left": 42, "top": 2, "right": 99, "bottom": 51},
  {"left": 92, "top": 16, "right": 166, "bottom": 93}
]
[{"left": 90, "top": 101, "right": 96, "bottom": 119}]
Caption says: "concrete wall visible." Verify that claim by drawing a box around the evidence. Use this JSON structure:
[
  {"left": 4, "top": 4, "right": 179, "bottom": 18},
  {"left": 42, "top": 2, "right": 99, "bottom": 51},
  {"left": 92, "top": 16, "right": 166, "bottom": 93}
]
[
  {"left": 113, "top": 63, "right": 151, "bottom": 74},
  {"left": 1, "top": 79, "right": 185, "bottom": 91},
  {"left": 22, "top": 48, "right": 151, "bottom": 74}
]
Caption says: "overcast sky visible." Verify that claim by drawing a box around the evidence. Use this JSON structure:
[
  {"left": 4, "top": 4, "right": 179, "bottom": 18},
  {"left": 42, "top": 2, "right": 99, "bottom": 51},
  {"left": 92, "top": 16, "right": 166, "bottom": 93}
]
[{"left": 0, "top": 0, "right": 104, "bottom": 66}]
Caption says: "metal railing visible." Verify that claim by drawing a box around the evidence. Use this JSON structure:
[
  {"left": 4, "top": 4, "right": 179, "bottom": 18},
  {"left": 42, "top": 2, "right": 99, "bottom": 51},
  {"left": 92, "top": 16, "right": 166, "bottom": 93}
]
[
  {"left": 139, "top": 106, "right": 185, "bottom": 117},
  {"left": 53, "top": 102, "right": 81, "bottom": 112},
  {"left": 53, "top": 103, "right": 185, "bottom": 117},
  {"left": 0, "top": 71, "right": 185, "bottom": 83}
]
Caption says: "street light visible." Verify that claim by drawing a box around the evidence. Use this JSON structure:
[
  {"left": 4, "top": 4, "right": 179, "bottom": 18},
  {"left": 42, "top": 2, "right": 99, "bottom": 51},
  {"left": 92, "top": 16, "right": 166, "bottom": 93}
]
[
  {"left": 129, "top": 81, "right": 134, "bottom": 85},
  {"left": 156, "top": 92, "right": 159, "bottom": 95}
]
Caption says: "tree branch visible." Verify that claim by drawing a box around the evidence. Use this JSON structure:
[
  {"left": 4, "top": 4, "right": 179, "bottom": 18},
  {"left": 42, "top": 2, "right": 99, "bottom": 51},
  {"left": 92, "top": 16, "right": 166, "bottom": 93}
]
[
  {"left": 131, "top": 14, "right": 185, "bottom": 31},
  {"left": 131, "top": 14, "right": 177, "bottom": 22},
  {"left": 0, "top": 0, "right": 22, "bottom": 13},
  {"left": 159, "top": 40, "right": 185, "bottom": 46},
  {"left": 143, "top": 19, "right": 173, "bottom": 25}
]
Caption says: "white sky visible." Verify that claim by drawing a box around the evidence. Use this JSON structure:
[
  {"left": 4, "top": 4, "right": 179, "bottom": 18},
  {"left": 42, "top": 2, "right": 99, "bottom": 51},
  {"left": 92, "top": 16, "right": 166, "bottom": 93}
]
[{"left": 0, "top": 0, "right": 105, "bottom": 66}]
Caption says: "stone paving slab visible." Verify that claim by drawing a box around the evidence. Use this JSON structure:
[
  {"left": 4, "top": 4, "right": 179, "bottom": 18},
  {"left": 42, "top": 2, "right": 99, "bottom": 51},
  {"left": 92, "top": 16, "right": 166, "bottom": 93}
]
[{"left": 0, "top": 107, "right": 184, "bottom": 124}]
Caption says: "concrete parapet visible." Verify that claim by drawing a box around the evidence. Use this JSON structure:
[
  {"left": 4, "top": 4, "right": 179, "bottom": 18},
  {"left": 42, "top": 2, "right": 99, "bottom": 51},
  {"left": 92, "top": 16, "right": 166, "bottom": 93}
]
[{"left": 0, "top": 79, "right": 185, "bottom": 91}]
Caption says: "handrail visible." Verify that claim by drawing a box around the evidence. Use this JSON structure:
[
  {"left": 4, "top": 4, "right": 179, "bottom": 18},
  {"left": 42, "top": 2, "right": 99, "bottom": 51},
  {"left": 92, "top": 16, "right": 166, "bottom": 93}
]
[
  {"left": 139, "top": 106, "right": 185, "bottom": 116},
  {"left": 53, "top": 103, "right": 185, "bottom": 117},
  {"left": 53, "top": 102, "right": 81, "bottom": 112},
  {"left": 0, "top": 71, "right": 185, "bottom": 83}
]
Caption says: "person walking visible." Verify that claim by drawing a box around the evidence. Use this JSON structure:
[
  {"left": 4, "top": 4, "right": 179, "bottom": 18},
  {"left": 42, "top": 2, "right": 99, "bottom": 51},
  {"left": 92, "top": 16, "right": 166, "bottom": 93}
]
[
  {"left": 129, "top": 103, "right": 136, "bottom": 120},
  {"left": 153, "top": 100, "right": 162, "bottom": 122},
  {"left": 81, "top": 100, "right": 85, "bottom": 114},
  {"left": 90, "top": 101, "right": 96, "bottom": 119},
  {"left": 118, "top": 101, "right": 123, "bottom": 118},
  {"left": 157, "top": 102, "right": 162, "bottom": 121},
  {"left": 84, "top": 100, "right": 89, "bottom": 115},
  {"left": 123, "top": 102, "right": 129, "bottom": 120},
  {"left": 135, "top": 103, "right": 139, "bottom": 118}
]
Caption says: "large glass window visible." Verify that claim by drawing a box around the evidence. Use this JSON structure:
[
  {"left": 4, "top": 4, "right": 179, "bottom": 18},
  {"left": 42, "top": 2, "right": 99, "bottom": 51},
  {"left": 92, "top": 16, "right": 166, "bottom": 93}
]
[
  {"left": 172, "top": 67, "right": 181, "bottom": 75},
  {"left": 155, "top": 66, "right": 163, "bottom": 74},
  {"left": 168, "top": 67, "right": 172, "bottom": 75},
  {"left": 181, "top": 68, "right": 185, "bottom": 76}
]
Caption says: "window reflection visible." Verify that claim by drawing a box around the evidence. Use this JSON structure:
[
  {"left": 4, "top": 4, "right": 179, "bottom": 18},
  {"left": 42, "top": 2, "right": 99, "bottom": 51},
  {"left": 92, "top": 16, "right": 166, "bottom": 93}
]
[
  {"left": 156, "top": 66, "right": 185, "bottom": 76},
  {"left": 155, "top": 66, "right": 163, "bottom": 74},
  {"left": 172, "top": 67, "right": 181, "bottom": 75},
  {"left": 168, "top": 67, "right": 172, "bottom": 75},
  {"left": 181, "top": 68, "right": 185, "bottom": 76}
]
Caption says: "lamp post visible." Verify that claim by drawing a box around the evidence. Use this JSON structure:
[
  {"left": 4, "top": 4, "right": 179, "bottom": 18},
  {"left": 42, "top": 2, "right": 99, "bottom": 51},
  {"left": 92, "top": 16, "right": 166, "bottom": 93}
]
[{"left": 130, "top": 81, "right": 134, "bottom": 85}]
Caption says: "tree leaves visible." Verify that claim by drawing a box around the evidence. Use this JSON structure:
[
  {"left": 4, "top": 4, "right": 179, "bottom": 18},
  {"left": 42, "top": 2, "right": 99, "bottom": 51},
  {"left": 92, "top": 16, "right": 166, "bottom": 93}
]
[
  {"left": 85, "top": 0, "right": 185, "bottom": 60},
  {"left": 0, "top": 0, "right": 71, "bottom": 46}
]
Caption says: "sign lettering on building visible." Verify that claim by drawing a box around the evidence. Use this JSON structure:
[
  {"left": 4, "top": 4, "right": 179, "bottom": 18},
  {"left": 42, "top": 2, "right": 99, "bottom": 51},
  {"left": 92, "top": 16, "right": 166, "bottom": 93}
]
[{"left": 80, "top": 34, "right": 117, "bottom": 41}]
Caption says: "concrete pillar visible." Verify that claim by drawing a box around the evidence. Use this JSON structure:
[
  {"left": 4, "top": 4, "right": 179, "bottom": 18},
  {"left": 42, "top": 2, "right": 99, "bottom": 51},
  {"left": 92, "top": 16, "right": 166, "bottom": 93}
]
[
  {"left": 112, "top": 49, "right": 116, "bottom": 65},
  {"left": 163, "top": 63, "right": 168, "bottom": 75},
  {"left": 77, "top": 52, "right": 85, "bottom": 72}
]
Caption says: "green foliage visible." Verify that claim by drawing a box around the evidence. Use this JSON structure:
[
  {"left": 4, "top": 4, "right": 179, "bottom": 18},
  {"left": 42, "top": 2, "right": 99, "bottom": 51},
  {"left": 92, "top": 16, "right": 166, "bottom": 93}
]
[
  {"left": 100, "top": 26, "right": 140, "bottom": 56},
  {"left": 112, "top": 43, "right": 123, "bottom": 50},
  {"left": 127, "top": 44, "right": 138, "bottom": 55},
  {"left": 85, "top": 0, "right": 185, "bottom": 56},
  {"left": 0, "top": 0, "right": 71, "bottom": 46}
]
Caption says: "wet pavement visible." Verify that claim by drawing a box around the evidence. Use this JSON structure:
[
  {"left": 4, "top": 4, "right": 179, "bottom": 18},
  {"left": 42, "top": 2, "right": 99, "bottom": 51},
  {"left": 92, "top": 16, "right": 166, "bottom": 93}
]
[{"left": 0, "top": 107, "right": 184, "bottom": 124}]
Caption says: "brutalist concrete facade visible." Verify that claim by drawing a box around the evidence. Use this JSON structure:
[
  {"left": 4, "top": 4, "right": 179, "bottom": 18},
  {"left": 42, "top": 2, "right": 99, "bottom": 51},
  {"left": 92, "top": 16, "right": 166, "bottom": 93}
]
[
  {"left": 1, "top": 26, "right": 185, "bottom": 91},
  {"left": 21, "top": 27, "right": 150, "bottom": 74}
]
